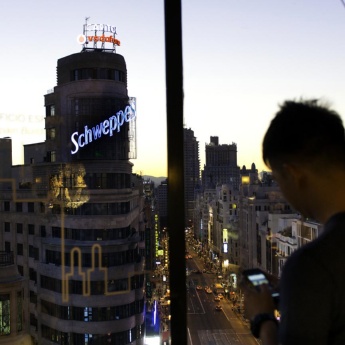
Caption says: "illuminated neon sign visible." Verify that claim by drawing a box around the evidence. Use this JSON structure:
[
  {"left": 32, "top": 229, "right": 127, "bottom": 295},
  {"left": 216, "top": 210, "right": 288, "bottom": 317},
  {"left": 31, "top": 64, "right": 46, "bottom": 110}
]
[
  {"left": 70, "top": 103, "right": 136, "bottom": 154},
  {"left": 77, "top": 34, "right": 120, "bottom": 46},
  {"left": 86, "top": 23, "right": 117, "bottom": 33},
  {"left": 77, "top": 19, "right": 120, "bottom": 49}
]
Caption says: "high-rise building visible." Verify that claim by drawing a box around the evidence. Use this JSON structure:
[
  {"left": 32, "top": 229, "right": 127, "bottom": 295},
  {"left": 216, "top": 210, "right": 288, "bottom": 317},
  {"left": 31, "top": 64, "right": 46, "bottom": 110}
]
[
  {"left": 156, "top": 179, "right": 168, "bottom": 229},
  {"left": 183, "top": 128, "right": 200, "bottom": 226},
  {"left": 201, "top": 136, "right": 240, "bottom": 191},
  {"left": 1, "top": 30, "right": 146, "bottom": 344}
]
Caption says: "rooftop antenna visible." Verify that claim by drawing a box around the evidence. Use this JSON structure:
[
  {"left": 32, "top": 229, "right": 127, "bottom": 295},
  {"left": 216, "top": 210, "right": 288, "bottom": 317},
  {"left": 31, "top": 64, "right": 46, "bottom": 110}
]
[{"left": 83, "top": 17, "right": 90, "bottom": 51}]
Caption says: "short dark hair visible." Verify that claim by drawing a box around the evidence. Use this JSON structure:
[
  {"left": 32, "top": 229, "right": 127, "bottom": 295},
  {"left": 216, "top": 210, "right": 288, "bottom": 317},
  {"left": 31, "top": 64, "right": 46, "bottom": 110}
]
[{"left": 262, "top": 99, "right": 345, "bottom": 168}]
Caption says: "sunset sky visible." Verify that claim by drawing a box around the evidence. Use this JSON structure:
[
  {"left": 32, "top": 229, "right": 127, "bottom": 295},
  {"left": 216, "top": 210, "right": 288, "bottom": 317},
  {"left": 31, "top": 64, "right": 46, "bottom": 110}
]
[{"left": 1, "top": 1, "right": 345, "bottom": 177}]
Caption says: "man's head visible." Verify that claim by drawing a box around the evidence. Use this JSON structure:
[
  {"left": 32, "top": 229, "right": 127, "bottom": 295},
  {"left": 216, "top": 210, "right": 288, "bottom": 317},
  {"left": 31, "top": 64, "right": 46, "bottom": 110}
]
[
  {"left": 262, "top": 99, "right": 345, "bottom": 220},
  {"left": 263, "top": 99, "right": 345, "bottom": 169}
]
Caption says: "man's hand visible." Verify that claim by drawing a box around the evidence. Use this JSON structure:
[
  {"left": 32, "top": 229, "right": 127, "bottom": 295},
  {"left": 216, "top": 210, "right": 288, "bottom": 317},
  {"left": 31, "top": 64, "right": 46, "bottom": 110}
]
[{"left": 241, "top": 281, "right": 276, "bottom": 320}]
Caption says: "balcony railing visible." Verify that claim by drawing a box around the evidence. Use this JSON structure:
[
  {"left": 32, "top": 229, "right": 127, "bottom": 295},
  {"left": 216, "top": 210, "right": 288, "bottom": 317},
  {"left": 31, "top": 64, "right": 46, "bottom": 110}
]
[{"left": 0, "top": 251, "right": 14, "bottom": 266}]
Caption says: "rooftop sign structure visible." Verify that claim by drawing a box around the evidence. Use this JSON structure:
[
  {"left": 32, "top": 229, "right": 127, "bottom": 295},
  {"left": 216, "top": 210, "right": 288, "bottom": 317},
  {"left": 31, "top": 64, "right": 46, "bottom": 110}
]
[{"left": 77, "top": 17, "right": 120, "bottom": 53}]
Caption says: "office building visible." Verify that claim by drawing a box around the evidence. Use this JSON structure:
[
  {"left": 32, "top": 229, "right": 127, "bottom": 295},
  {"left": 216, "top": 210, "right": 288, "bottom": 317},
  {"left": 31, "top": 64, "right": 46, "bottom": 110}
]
[
  {"left": 201, "top": 136, "right": 240, "bottom": 191},
  {"left": 183, "top": 128, "right": 200, "bottom": 227},
  {"left": 156, "top": 179, "right": 168, "bottom": 229}
]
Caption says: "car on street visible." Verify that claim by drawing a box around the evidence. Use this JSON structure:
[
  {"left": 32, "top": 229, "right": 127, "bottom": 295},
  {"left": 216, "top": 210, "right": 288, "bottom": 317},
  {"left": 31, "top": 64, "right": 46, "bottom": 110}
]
[
  {"left": 206, "top": 288, "right": 213, "bottom": 294},
  {"left": 196, "top": 285, "right": 203, "bottom": 291},
  {"left": 214, "top": 296, "right": 221, "bottom": 302},
  {"left": 215, "top": 305, "right": 222, "bottom": 311},
  {"left": 218, "top": 294, "right": 224, "bottom": 299}
]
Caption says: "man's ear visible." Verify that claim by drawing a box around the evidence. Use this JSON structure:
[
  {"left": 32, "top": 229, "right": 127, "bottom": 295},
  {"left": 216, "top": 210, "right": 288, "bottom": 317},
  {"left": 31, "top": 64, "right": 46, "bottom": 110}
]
[{"left": 282, "top": 162, "right": 306, "bottom": 187}]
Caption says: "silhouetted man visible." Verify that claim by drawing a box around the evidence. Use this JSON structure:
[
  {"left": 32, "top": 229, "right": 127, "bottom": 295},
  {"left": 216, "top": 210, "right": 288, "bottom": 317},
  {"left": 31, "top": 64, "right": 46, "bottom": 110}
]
[{"left": 243, "top": 99, "right": 345, "bottom": 345}]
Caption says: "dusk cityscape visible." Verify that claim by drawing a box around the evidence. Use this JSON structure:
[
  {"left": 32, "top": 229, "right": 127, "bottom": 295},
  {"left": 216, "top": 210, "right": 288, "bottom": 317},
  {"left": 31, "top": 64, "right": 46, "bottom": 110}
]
[{"left": 1, "top": 1, "right": 345, "bottom": 345}]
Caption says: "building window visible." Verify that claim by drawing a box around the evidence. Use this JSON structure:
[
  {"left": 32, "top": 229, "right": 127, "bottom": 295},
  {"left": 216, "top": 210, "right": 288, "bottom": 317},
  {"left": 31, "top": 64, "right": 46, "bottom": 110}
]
[
  {"left": 16, "top": 202, "right": 23, "bottom": 212},
  {"left": 52, "top": 227, "right": 61, "bottom": 238},
  {"left": 30, "top": 291, "right": 37, "bottom": 304},
  {"left": 47, "top": 151, "right": 56, "bottom": 162},
  {"left": 34, "top": 248, "right": 39, "bottom": 261},
  {"left": 75, "top": 99, "right": 79, "bottom": 115},
  {"left": 46, "top": 128, "right": 56, "bottom": 140},
  {"left": 16, "top": 223, "right": 23, "bottom": 234},
  {"left": 4, "top": 201, "right": 10, "bottom": 211},
  {"left": 17, "top": 243, "right": 23, "bottom": 256},
  {"left": 0, "top": 294, "right": 10, "bottom": 335},
  {"left": 28, "top": 202, "right": 34, "bottom": 213},
  {"left": 29, "top": 245, "right": 34, "bottom": 258},
  {"left": 4, "top": 222, "right": 10, "bottom": 232},
  {"left": 115, "top": 69, "right": 125, "bottom": 82},
  {"left": 74, "top": 69, "right": 79, "bottom": 80},
  {"left": 29, "top": 268, "right": 37, "bottom": 283},
  {"left": 18, "top": 265, "right": 23, "bottom": 276},
  {"left": 50, "top": 105, "right": 55, "bottom": 116},
  {"left": 28, "top": 224, "right": 35, "bottom": 235},
  {"left": 30, "top": 313, "right": 37, "bottom": 330}
]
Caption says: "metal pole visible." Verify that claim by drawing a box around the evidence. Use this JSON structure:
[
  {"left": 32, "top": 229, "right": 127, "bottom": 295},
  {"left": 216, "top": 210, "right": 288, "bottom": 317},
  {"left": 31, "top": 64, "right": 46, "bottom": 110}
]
[{"left": 164, "top": 0, "right": 187, "bottom": 344}]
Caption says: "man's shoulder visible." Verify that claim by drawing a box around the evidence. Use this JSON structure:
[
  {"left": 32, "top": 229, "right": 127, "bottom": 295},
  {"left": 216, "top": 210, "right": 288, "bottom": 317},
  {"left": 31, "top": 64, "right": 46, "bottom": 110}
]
[
  {"left": 324, "top": 211, "right": 345, "bottom": 235},
  {"left": 283, "top": 212, "right": 345, "bottom": 275}
]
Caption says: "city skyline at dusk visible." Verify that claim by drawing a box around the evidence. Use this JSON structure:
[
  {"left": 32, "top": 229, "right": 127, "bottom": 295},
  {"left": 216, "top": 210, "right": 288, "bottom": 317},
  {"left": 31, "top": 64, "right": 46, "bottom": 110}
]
[{"left": 1, "top": 1, "right": 345, "bottom": 177}]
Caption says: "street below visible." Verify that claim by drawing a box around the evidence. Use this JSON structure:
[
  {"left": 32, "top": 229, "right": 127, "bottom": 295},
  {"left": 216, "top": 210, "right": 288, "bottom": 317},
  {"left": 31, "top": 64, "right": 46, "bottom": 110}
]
[{"left": 186, "top": 245, "right": 259, "bottom": 345}]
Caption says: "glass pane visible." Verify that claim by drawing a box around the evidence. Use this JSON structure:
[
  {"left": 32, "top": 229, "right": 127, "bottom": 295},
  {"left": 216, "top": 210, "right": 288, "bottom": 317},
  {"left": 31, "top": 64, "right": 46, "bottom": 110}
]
[{"left": 2, "top": 2, "right": 343, "bottom": 345}]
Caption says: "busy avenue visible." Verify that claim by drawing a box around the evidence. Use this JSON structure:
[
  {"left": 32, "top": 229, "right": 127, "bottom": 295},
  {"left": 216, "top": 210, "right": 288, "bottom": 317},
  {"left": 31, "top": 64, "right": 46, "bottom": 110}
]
[{"left": 185, "top": 243, "right": 259, "bottom": 345}]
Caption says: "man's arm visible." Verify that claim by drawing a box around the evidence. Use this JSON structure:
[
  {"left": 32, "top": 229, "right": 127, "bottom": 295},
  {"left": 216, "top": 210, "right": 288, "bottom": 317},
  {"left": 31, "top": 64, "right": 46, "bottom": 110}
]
[
  {"left": 260, "top": 320, "right": 279, "bottom": 345},
  {"left": 242, "top": 283, "right": 279, "bottom": 345}
]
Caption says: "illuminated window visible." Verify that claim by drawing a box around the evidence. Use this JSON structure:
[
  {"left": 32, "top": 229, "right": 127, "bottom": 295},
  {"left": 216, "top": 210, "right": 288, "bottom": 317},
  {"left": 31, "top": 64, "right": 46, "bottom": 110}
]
[
  {"left": 46, "top": 128, "right": 56, "bottom": 140},
  {"left": 50, "top": 105, "right": 55, "bottom": 116},
  {"left": 47, "top": 151, "right": 56, "bottom": 162},
  {"left": 17, "top": 291, "right": 23, "bottom": 332},
  {"left": 0, "top": 294, "right": 10, "bottom": 335}
]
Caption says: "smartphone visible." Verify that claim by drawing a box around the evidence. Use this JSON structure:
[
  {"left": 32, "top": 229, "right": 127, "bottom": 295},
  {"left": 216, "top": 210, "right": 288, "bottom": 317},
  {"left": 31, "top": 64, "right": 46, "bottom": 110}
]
[{"left": 242, "top": 268, "right": 280, "bottom": 306}]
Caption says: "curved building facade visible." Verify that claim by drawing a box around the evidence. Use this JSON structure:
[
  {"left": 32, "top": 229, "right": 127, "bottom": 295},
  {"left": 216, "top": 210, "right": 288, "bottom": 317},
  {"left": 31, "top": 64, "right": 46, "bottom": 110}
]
[{"left": 1, "top": 50, "right": 145, "bottom": 345}]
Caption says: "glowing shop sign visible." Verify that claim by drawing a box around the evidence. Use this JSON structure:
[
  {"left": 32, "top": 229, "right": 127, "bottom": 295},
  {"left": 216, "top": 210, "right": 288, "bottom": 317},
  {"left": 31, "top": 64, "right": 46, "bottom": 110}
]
[{"left": 70, "top": 103, "right": 136, "bottom": 154}]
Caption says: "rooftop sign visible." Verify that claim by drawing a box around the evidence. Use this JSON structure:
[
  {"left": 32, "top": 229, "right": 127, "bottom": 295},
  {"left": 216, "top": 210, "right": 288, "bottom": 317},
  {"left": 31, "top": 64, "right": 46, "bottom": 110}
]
[{"left": 78, "top": 17, "right": 120, "bottom": 52}]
